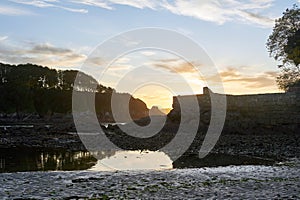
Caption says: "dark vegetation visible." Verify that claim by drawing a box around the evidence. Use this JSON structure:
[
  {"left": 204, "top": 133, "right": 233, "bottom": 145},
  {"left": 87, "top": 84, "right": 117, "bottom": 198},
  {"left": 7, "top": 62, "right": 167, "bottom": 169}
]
[
  {"left": 267, "top": 4, "right": 300, "bottom": 91},
  {"left": 0, "top": 62, "right": 148, "bottom": 121}
]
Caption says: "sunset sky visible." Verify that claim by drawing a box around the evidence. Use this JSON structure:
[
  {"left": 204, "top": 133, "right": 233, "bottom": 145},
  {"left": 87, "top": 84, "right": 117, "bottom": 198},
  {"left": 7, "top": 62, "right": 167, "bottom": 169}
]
[{"left": 0, "top": 0, "right": 299, "bottom": 109}]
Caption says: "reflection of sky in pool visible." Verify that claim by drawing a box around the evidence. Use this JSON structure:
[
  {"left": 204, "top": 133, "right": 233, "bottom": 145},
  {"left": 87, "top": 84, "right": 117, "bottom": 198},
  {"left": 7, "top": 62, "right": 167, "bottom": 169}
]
[
  {"left": 0, "top": 148, "right": 172, "bottom": 172},
  {"left": 89, "top": 151, "right": 173, "bottom": 171},
  {"left": 0, "top": 148, "right": 277, "bottom": 173}
]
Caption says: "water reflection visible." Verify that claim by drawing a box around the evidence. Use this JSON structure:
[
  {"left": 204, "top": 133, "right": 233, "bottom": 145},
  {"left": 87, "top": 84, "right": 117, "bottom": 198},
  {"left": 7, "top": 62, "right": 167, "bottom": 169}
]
[
  {"left": 0, "top": 148, "right": 97, "bottom": 173},
  {"left": 0, "top": 148, "right": 173, "bottom": 172},
  {"left": 89, "top": 150, "right": 173, "bottom": 171},
  {"left": 101, "top": 123, "right": 127, "bottom": 128},
  {"left": 0, "top": 148, "right": 276, "bottom": 173}
]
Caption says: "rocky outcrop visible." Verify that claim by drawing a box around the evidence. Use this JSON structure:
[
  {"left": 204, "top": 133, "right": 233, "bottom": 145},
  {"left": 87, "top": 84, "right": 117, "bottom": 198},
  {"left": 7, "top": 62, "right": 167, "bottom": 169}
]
[
  {"left": 94, "top": 92, "right": 149, "bottom": 122},
  {"left": 149, "top": 106, "right": 166, "bottom": 116},
  {"left": 168, "top": 87, "right": 300, "bottom": 134}
]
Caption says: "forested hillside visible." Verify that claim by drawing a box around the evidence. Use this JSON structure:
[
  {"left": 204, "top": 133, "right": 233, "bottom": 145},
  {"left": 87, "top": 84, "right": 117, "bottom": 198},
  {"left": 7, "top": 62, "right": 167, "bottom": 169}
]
[{"left": 0, "top": 63, "right": 148, "bottom": 121}]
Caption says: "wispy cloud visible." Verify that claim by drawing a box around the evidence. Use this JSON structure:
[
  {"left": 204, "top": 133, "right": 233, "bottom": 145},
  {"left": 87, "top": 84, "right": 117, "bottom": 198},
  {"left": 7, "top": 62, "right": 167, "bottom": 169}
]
[
  {"left": 57, "top": 6, "right": 88, "bottom": 13},
  {"left": 115, "top": 57, "right": 131, "bottom": 64},
  {"left": 10, "top": 0, "right": 88, "bottom": 13},
  {"left": 71, "top": 0, "right": 158, "bottom": 10},
  {"left": 108, "top": 64, "right": 132, "bottom": 71},
  {"left": 153, "top": 62, "right": 279, "bottom": 93},
  {"left": 29, "top": 43, "right": 74, "bottom": 55},
  {"left": 75, "top": 0, "right": 275, "bottom": 27},
  {"left": 0, "top": 4, "right": 33, "bottom": 15},
  {"left": 110, "top": 0, "right": 157, "bottom": 9},
  {"left": 162, "top": 0, "right": 275, "bottom": 28},
  {"left": 209, "top": 67, "right": 279, "bottom": 92},
  {"left": 86, "top": 56, "right": 105, "bottom": 66},
  {"left": 10, "top": 0, "right": 59, "bottom": 8},
  {"left": 0, "top": 36, "right": 8, "bottom": 41},
  {"left": 236, "top": 10, "right": 274, "bottom": 28},
  {"left": 141, "top": 51, "right": 156, "bottom": 56},
  {"left": 7, "top": 0, "right": 275, "bottom": 27},
  {"left": 0, "top": 41, "right": 86, "bottom": 67},
  {"left": 70, "top": 0, "right": 112, "bottom": 10},
  {"left": 152, "top": 58, "right": 200, "bottom": 74}
]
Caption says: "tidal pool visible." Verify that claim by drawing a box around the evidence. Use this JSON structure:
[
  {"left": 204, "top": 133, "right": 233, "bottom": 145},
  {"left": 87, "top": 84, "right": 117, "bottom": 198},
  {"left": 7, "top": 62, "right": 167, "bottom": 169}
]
[
  {"left": 0, "top": 148, "right": 172, "bottom": 173},
  {"left": 89, "top": 150, "right": 173, "bottom": 171},
  {"left": 0, "top": 148, "right": 97, "bottom": 173},
  {"left": 0, "top": 148, "right": 277, "bottom": 173}
]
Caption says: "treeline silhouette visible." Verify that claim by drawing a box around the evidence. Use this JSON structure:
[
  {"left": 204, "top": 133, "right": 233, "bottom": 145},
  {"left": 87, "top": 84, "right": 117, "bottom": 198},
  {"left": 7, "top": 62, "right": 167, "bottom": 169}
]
[{"left": 0, "top": 63, "right": 148, "bottom": 120}]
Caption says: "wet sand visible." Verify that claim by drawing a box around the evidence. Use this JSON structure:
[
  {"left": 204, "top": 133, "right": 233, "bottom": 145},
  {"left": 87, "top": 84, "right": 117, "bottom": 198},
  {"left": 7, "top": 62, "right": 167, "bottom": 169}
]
[{"left": 0, "top": 161, "right": 299, "bottom": 199}]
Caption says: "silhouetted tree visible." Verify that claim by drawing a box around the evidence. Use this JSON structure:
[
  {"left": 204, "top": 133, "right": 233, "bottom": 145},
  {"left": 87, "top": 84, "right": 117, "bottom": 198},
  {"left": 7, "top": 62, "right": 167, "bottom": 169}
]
[
  {"left": 59, "top": 70, "right": 99, "bottom": 92},
  {"left": 285, "top": 29, "right": 300, "bottom": 66},
  {"left": 267, "top": 4, "right": 300, "bottom": 91},
  {"left": 0, "top": 63, "right": 149, "bottom": 120}
]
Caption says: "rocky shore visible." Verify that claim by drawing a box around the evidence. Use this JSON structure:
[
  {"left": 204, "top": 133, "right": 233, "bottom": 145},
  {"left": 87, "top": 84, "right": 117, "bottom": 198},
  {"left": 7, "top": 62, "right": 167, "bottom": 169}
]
[
  {"left": 1, "top": 115, "right": 300, "bottom": 199},
  {"left": 0, "top": 115, "right": 84, "bottom": 151},
  {"left": 1, "top": 162, "right": 299, "bottom": 199},
  {"left": 0, "top": 115, "right": 299, "bottom": 163}
]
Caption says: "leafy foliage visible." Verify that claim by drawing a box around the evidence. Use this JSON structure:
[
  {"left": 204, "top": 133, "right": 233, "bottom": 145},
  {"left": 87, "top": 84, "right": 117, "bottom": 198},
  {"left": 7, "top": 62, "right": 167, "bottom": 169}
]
[
  {"left": 285, "top": 29, "right": 300, "bottom": 66},
  {"left": 267, "top": 4, "right": 300, "bottom": 91}
]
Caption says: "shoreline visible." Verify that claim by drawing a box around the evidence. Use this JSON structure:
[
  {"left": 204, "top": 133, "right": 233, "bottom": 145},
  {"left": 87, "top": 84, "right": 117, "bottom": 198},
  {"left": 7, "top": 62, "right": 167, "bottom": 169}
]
[
  {"left": 1, "top": 117, "right": 299, "bottom": 166},
  {"left": 0, "top": 113, "right": 299, "bottom": 199},
  {"left": 0, "top": 163, "right": 299, "bottom": 199}
]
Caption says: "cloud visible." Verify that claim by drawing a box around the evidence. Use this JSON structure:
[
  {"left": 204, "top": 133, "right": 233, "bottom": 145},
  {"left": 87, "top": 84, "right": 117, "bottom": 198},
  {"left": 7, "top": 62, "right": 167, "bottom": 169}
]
[
  {"left": 152, "top": 58, "right": 200, "bottom": 74},
  {"left": 10, "top": 0, "right": 59, "bottom": 8},
  {"left": 7, "top": 0, "right": 275, "bottom": 27},
  {"left": 29, "top": 43, "right": 74, "bottom": 55},
  {"left": 0, "top": 4, "right": 33, "bottom": 15},
  {"left": 72, "top": 0, "right": 275, "bottom": 27},
  {"left": 163, "top": 0, "right": 230, "bottom": 24},
  {"left": 70, "top": 0, "right": 113, "bottom": 10},
  {"left": 219, "top": 67, "right": 241, "bottom": 78},
  {"left": 107, "top": 64, "right": 132, "bottom": 71},
  {"left": 10, "top": 0, "right": 88, "bottom": 13},
  {"left": 86, "top": 56, "right": 105, "bottom": 66},
  {"left": 237, "top": 10, "right": 274, "bottom": 28},
  {"left": 72, "top": 0, "right": 158, "bottom": 10},
  {"left": 162, "top": 0, "right": 275, "bottom": 28},
  {"left": 69, "top": 0, "right": 104, "bottom": 10},
  {"left": 0, "top": 41, "right": 86, "bottom": 67},
  {"left": 57, "top": 6, "right": 88, "bottom": 13},
  {"left": 215, "top": 67, "right": 278, "bottom": 89},
  {"left": 107, "top": 0, "right": 158, "bottom": 9},
  {"left": 115, "top": 57, "right": 131, "bottom": 64},
  {"left": 0, "top": 36, "right": 8, "bottom": 41},
  {"left": 141, "top": 51, "right": 156, "bottom": 56}
]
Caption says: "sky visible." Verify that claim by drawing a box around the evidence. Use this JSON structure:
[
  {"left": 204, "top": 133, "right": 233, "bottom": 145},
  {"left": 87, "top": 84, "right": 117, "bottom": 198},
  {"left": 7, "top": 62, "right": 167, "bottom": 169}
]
[{"left": 0, "top": 0, "right": 299, "bottom": 109}]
